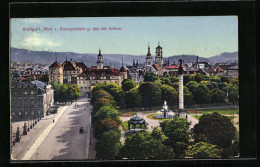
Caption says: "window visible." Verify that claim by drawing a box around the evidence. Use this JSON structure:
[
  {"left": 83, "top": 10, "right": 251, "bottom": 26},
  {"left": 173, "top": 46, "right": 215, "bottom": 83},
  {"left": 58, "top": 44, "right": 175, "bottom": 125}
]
[
  {"left": 31, "top": 98, "right": 34, "bottom": 105},
  {"left": 83, "top": 82, "right": 85, "bottom": 84},
  {"left": 25, "top": 112, "right": 27, "bottom": 115},
  {"left": 31, "top": 111, "right": 34, "bottom": 115},
  {"left": 12, "top": 112, "right": 15, "bottom": 116},
  {"left": 51, "top": 76, "right": 54, "bottom": 80},
  {"left": 19, "top": 112, "right": 21, "bottom": 116},
  {"left": 31, "top": 91, "right": 34, "bottom": 94},
  {"left": 51, "top": 71, "right": 53, "bottom": 74},
  {"left": 24, "top": 92, "right": 27, "bottom": 95},
  {"left": 24, "top": 99, "right": 27, "bottom": 106},
  {"left": 79, "top": 81, "right": 81, "bottom": 84}
]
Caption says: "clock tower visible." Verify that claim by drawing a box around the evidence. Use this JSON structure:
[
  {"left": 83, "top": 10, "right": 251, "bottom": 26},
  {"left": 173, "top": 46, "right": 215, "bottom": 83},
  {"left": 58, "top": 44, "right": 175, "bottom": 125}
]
[
  {"left": 97, "top": 48, "right": 104, "bottom": 69},
  {"left": 155, "top": 42, "right": 163, "bottom": 68}
]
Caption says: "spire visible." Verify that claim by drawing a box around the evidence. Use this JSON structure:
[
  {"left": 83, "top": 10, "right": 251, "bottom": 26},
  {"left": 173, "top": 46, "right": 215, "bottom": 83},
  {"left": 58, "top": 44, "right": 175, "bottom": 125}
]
[
  {"left": 137, "top": 59, "right": 138, "bottom": 65},
  {"left": 122, "top": 58, "right": 124, "bottom": 66},
  {"left": 66, "top": 55, "right": 67, "bottom": 61},
  {"left": 133, "top": 59, "right": 135, "bottom": 66},
  {"left": 110, "top": 61, "right": 112, "bottom": 67},
  {"left": 99, "top": 47, "right": 101, "bottom": 55},
  {"left": 158, "top": 41, "right": 160, "bottom": 46}
]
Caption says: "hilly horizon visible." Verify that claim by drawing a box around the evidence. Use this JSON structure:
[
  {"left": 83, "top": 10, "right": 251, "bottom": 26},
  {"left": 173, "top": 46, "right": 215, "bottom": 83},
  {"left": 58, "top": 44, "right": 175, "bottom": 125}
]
[{"left": 11, "top": 47, "right": 238, "bottom": 68}]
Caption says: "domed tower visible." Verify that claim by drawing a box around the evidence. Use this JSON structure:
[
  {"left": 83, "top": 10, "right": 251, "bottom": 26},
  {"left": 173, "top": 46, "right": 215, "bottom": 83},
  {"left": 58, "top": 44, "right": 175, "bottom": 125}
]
[
  {"left": 97, "top": 48, "right": 104, "bottom": 69},
  {"left": 155, "top": 42, "right": 163, "bottom": 68},
  {"left": 146, "top": 42, "right": 153, "bottom": 68},
  {"left": 120, "top": 58, "right": 127, "bottom": 79}
]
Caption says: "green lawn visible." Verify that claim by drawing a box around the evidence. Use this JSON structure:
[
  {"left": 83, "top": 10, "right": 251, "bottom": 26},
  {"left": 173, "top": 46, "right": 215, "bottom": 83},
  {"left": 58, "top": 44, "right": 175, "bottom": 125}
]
[
  {"left": 188, "top": 108, "right": 238, "bottom": 115},
  {"left": 122, "top": 121, "right": 148, "bottom": 131}
]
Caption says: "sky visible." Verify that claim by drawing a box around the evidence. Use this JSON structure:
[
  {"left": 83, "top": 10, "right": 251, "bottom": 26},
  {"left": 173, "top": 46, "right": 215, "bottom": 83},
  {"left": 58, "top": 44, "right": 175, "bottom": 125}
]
[{"left": 10, "top": 16, "right": 238, "bottom": 58}]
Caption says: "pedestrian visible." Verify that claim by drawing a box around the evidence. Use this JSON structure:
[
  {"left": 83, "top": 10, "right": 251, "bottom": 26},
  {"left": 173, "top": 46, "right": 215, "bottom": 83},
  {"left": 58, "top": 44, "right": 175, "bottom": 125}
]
[{"left": 53, "top": 119, "right": 55, "bottom": 123}]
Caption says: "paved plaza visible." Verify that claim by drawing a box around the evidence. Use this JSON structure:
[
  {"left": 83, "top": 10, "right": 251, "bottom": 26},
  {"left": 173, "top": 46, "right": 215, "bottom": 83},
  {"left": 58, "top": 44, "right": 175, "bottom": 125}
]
[{"left": 11, "top": 97, "right": 94, "bottom": 161}]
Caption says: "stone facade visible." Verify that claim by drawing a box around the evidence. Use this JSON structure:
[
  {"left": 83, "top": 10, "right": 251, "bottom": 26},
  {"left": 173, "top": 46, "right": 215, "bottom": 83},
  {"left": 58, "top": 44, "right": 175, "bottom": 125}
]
[{"left": 11, "top": 80, "right": 54, "bottom": 121}]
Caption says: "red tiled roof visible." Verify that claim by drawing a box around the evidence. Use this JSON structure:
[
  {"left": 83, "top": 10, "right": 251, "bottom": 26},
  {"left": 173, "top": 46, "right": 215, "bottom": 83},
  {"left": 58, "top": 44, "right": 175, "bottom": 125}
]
[
  {"left": 75, "top": 62, "right": 88, "bottom": 71},
  {"left": 119, "top": 66, "right": 127, "bottom": 72},
  {"left": 80, "top": 68, "right": 122, "bottom": 77},
  {"left": 153, "top": 64, "right": 161, "bottom": 71},
  {"left": 164, "top": 65, "right": 179, "bottom": 69},
  {"left": 218, "top": 65, "right": 233, "bottom": 70},
  {"left": 63, "top": 61, "right": 78, "bottom": 71},
  {"left": 49, "top": 61, "right": 62, "bottom": 68}
]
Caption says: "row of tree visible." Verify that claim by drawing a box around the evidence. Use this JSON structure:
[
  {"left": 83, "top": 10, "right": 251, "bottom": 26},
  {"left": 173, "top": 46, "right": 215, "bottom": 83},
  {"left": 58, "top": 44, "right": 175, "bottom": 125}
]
[
  {"left": 51, "top": 82, "right": 81, "bottom": 103},
  {"left": 91, "top": 88, "right": 122, "bottom": 160},
  {"left": 91, "top": 72, "right": 238, "bottom": 111}
]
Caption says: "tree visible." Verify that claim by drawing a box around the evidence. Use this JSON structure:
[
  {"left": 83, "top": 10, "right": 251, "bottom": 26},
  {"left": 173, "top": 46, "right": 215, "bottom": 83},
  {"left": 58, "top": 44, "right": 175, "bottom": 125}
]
[
  {"left": 139, "top": 82, "right": 162, "bottom": 110},
  {"left": 185, "top": 81, "right": 199, "bottom": 95},
  {"left": 161, "top": 84, "right": 177, "bottom": 109},
  {"left": 210, "top": 88, "right": 225, "bottom": 106},
  {"left": 67, "top": 84, "right": 81, "bottom": 102},
  {"left": 194, "top": 73, "right": 209, "bottom": 83},
  {"left": 150, "top": 127, "right": 175, "bottom": 160},
  {"left": 120, "top": 131, "right": 152, "bottom": 159},
  {"left": 93, "top": 106, "right": 121, "bottom": 125},
  {"left": 125, "top": 87, "right": 141, "bottom": 110},
  {"left": 195, "top": 83, "right": 210, "bottom": 107},
  {"left": 185, "top": 142, "right": 221, "bottom": 159},
  {"left": 93, "top": 118, "right": 120, "bottom": 139},
  {"left": 184, "top": 86, "right": 193, "bottom": 108},
  {"left": 193, "top": 112, "right": 237, "bottom": 149},
  {"left": 95, "top": 130, "right": 122, "bottom": 160},
  {"left": 160, "top": 117, "right": 190, "bottom": 158},
  {"left": 144, "top": 71, "right": 159, "bottom": 82},
  {"left": 122, "top": 79, "right": 137, "bottom": 91},
  {"left": 91, "top": 89, "right": 115, "bottom": 105},
  {"left": 227, "top": 84, "right": 238, "bottom": 105},
  {"left": 120, "top": 130, "right": 175, "bottom": 160},
  {"left": 93, "top": 98, "right": 116, "bottom": 113}
]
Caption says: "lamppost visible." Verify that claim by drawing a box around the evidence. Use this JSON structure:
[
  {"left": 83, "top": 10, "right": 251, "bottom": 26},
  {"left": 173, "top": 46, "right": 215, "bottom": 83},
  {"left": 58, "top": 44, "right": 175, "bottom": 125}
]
[{"left": 27, "top": 120, "right": 30, "bottom": 132}]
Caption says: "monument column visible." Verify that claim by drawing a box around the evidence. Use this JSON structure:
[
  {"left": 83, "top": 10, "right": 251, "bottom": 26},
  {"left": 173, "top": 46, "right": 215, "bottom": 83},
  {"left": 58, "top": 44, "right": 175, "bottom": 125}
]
[
  {"left": 178, "top": 74, "right": 184, "bottom": 112},
  {"left": 178, "top": 59, "right": 184, "bottom": 113}
]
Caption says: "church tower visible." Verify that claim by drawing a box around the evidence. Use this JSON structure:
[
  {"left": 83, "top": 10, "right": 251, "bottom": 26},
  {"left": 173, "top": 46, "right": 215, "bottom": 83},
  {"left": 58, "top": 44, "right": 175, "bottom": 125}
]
[
  {"left": 97, "top": 48, "right": 104, "bottom": 69},
  {"left": 146, "top": 42, "right": 153, "bottom": 67},
  {"left": 119, "top": 58, "right": 127, "bottom": 80},
  {"left": 155, "top": 42, "right": 163, "bottom": 68}
]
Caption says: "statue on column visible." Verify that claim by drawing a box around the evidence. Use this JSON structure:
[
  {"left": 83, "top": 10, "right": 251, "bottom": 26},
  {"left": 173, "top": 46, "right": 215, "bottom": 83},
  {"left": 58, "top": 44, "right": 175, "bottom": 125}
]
[{"left": 178, "top": 59, "right": 185, "bottom": 113}]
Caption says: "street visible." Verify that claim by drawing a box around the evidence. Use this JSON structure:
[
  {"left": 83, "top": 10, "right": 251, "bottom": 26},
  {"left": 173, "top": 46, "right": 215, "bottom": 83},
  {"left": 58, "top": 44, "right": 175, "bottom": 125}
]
[{"left": 20, "top": 97, "right": 92, "bottom": 160}]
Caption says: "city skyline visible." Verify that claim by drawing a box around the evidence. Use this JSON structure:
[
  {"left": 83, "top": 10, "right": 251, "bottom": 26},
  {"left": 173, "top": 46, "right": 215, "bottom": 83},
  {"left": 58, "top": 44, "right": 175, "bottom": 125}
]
[{"left": 11, "top": 16, "right": 238, "bottom": 58}]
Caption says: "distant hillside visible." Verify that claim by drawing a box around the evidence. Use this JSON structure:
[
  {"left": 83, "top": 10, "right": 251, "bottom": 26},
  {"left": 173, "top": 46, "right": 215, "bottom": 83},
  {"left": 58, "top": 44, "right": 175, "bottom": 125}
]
[
  {"left": 208, "top": 52, "right": 238, "bottom": 64},
  {"left": 11, "top": 48, "right": 238, "bottom": 68},
  {"left": 166, "top": 55, "right": 208, "bottom": 64}
]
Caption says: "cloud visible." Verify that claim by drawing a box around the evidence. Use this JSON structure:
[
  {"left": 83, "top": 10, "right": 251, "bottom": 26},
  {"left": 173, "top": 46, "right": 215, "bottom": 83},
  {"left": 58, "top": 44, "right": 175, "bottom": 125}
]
[{"left": 20, "top": 32, "right": 61, "bottom": 49}]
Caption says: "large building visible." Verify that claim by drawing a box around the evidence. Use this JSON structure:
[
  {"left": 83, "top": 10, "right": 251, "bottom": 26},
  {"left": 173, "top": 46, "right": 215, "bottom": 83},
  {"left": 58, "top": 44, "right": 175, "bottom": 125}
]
[
  {"left": 49, "top": 49, "right": 126, "bottom": 97},
  {"left": 77, "top": 50, "right": 126, "bottom": 97},
  {"left": 11, "top": 80, "right": 54, "bottom": 121}
]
